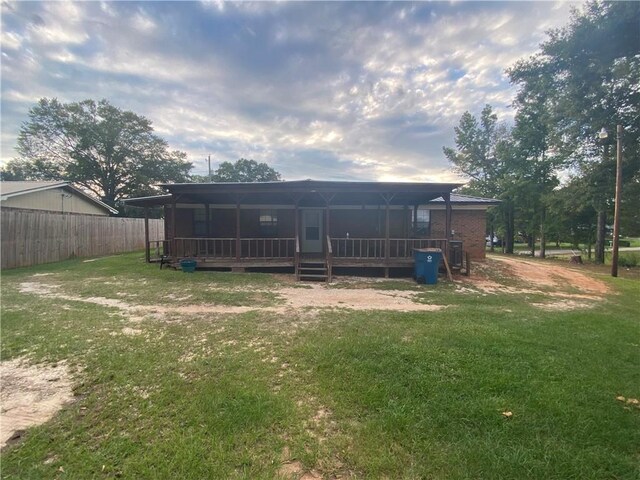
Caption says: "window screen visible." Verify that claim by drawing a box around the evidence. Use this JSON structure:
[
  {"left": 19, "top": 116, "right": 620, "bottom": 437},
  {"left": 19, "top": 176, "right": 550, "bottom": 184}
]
[
  {"left": 194, "top": 209, "right": 207, "bottom": 236},
  {"left": 260, "top": 209, "right": 278, "bottom": 236},
  {"left": 414, "top": 208, "right": 430, "bottom": 235}
]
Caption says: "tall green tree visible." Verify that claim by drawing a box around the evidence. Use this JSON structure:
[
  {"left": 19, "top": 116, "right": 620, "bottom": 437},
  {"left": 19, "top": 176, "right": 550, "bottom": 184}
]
[
  {"left": 443, "top": 105, "right": 516, "bottom": 252},
  {"left": 510, "top": 87, "right": 563, "bottom": 257},
  {"left": 508, "top": 1, "right": 640, "bottom": 262},
  {"left": 3, "top": 98, "right": 192, "bottom": 208},
  {"left": 443, "top": 105, "right": 504, "bottom": 198},
  {"left": 192, "top": 158, "right": 282, "bottom": 183}
]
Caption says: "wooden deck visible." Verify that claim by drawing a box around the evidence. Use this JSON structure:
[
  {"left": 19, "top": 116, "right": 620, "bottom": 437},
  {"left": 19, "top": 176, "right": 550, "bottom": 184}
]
[{"left": 148, "top": 236, "right": 461, "bottom": 280}]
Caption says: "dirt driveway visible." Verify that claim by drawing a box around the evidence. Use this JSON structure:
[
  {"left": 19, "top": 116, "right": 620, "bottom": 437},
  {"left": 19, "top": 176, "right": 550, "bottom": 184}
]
[{"left": 490, "top": 255, "right": 609, "bottom": 295}]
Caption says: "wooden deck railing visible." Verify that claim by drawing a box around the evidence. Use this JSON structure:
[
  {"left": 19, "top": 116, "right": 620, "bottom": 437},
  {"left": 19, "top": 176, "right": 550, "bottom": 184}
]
[
  {"left": 151, "top": 236, "right": 454, "bottom": 266},
  {"left": 173, "top": 238, "right": 236, "bottom": 259},
  {"left": 331, "top": 238, "right": 448, "bottom": 259},
  {"left": 240, "top": 238, "right": 295, "bottom": 259},
  {"left": 172, "top": 237, "right": 295, "bottom": 260}
]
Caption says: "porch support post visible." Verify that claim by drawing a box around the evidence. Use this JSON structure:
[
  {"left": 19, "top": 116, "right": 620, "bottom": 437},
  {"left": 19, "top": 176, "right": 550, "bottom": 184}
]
[
  {"left": 294, "top": 198, "right": 300, "bottom": 279},
  {"left": 444, "top": 192, "right": 452, "bottom": 253},
  {"left": 144, "top": 207, "right": 150, "bottom": 263},
  {"left": 205, "top": 203, "right": 211, "bottom": 237},
  {"left": 386, "top": 202, "right": 390, "bottom": 277},
  {"left": 380, "top": 193, "right": 394, "bottom": 278},
  {"left": 170, "top": 197, "right": 177, "bottom": 258},
  {"left": 319, "top": 193, "right": 335, "bottom": 240},
  {"left": 325, "top": 204, "right": 331, "bottom": 238},
  {"left": 235, "top": 201, "right": 241, "bottom": 261},
  {"left": 294, "top": 200, "right": 299, "bottom": 240},
  {"left": 385, "top": 202, "right": 390, "bottom": 259},
  {"left": 403, "top": 205, "right": 408, "bottom": 238}
]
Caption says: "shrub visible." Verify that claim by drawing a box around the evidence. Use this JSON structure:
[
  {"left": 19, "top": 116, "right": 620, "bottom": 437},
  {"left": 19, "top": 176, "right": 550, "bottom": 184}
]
[{"left": 618, "top": 252, "right": 639, "bottom": 268}]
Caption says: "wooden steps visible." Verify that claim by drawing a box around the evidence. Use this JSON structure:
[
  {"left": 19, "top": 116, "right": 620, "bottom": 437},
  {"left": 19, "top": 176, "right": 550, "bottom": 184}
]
[{"left": 297, "top": 257, "right": 330, "bottom": 282}]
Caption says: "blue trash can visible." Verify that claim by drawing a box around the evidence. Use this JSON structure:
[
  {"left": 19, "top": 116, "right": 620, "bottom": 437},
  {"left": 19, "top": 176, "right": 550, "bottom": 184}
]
[
  {"left": 180, "top": 259, "right": 197, "bottom": 273},
  {"left": 414, "top": 248, "right": 442, "bottom": 284}
]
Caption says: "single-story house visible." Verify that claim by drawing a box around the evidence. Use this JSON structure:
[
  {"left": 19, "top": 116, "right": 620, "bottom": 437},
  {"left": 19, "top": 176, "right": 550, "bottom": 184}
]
[
  {"left": 125, "top": 180, "right": 498, "bottom": 280},
  {"left": 0, "top": 181, "right": 117, "bottom": 216}
]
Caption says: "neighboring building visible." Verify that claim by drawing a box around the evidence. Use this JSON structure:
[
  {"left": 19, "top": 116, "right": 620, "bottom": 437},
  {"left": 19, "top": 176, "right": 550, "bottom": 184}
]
[
  {"left": 125, "top": 180, "right": 498, "bottom": 280},
  {"left": 0, "top": 181, "right": 117, "bottom": 216}
]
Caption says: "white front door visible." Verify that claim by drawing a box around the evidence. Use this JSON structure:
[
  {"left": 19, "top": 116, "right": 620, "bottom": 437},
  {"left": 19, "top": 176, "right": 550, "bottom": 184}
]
[{"left": 301, "top": 209, "right": 323, "bottom": 253}]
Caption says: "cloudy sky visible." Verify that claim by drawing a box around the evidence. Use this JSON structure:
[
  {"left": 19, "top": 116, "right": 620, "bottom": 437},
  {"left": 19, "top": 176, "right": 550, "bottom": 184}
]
[{"left": 1, "top": 1, "right": 583, "bottom": 182}]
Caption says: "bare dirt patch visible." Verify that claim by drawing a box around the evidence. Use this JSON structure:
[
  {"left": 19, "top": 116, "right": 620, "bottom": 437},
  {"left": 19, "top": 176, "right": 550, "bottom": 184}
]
[
  {"left": 491, "top": 256, "right": 609, "bottom": 295},
  {"left": 279, "top": 284, "right": 443, "bottom": 312},
  {"left": 460, "top": 256, "right": 610, "bottom": 310},
  {"left": 18, "top": 256, "right": 606, "bottom": 318},
  {"left": 531, "top": 299, "right": 597, "bottom": 311},
  {"left": 278, "top": 460, "right": 322, "bottom": 480},
  {"left": 0, "top": 358, "right": 74, "bottom": 449},
  {"left": 18, "top": 280, "right": 445, "bottom": 320}
]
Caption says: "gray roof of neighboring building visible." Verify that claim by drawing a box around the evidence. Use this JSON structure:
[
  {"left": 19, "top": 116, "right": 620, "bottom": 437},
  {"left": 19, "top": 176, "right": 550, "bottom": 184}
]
[
  {"left": 429, "top": 193, "right": 500, "bottom": 205},
  {"left": 0, "top": 180, "right": 67, "bottom": 196},
  {"left": 0, "top": 181, "right": 118, "bottom": 214}
]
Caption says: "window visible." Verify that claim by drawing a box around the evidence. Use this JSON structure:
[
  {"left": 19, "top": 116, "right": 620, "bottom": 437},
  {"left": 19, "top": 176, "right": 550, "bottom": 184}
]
[
  {"left": 305, "top": 211, "right": 320, "bottom": 241},
  {"left": 194, "top": 208, "right": 207, "bottom": 236},
  {"left": 260, "top": 209, "right": 278, "bottom": 236},
  {"left": 414, "top": 208, "right": 430, "bottom": 236}
]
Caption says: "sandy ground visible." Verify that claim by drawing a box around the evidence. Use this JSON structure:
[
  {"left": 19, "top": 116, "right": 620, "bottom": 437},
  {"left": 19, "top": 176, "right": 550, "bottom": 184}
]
[
  {"left": 0, "top": 358, "right": 73, "bottom": 449},
  {"left": 4, "top": 255, "right": 616, "bottom": 451},
  {"left": 460, "top": 255, "right": 612, "bottom": 310},
  {"left": 18, "top": 280, "right": 444, "bottom": 317},
  {"left": 490, "top": 256, "right": 609, "bottom": 295}
]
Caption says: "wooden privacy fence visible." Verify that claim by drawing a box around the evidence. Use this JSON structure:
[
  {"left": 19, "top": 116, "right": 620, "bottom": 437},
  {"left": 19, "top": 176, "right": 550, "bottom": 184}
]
[{"left": 1, "top": 208, "right": 164, "bottom": 269}]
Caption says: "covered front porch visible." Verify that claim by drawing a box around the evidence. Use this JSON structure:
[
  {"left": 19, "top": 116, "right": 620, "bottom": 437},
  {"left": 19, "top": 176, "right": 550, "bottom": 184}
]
[{"left": 127, "top": 180, "right": 465, "bottom": 281}]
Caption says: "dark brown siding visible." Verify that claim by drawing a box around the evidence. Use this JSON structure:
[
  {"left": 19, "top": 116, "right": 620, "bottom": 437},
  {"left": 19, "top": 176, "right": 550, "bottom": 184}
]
[
  {"left": 210, "top": 209, "right": 236, "bottom": 237},
  {"left": 176, "top": 209, "right": 194, "bottom": 237},
  {"left": 207, "top": 208, "right": 295, "bottom": 238},
  {"left": 329, "top": 209, "right": 409, "bottom": 237},
  {"left": 171, "top": 205, "right": 488, "bottom": 258}
]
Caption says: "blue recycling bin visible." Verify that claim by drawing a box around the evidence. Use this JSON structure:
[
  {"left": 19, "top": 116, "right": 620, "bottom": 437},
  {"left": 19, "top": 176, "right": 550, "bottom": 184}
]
[{"left": 414, "top": 248, "right": 442, "bottom": 284}]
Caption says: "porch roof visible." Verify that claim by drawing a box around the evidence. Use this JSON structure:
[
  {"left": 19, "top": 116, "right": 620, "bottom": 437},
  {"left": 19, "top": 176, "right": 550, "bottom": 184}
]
[{"left": 125, "top": 179, "right": 463, "bottom": 207}]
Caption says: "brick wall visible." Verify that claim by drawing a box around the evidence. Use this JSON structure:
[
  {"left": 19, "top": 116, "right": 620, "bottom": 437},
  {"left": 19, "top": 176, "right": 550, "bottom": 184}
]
[{"left": 431, "top": 209, "right": 487, "bottom": 259}]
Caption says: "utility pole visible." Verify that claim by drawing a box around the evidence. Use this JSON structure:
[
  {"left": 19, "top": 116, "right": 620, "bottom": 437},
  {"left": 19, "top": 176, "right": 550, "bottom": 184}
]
[
  {"left": 611, "top": 125, "right": 623, "bottom": 277},
  {"left": 600, "top": 125, "right": 624, "bottom": 277},
  {"left": 207, "top": 155, "right": 212, "bottom": 182}
]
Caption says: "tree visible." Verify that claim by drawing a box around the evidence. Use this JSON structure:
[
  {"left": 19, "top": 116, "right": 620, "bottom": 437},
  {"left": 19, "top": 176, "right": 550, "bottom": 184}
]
[
  {"left": 509, "top": 89, "right": 563, "bottom": 258},
  {"left": 508, "top": 1, "right": 640, "bottom": 262},
  {"left": 3, "top": 98, "right": 193, "bottom": 208},
  {"left": 443, "top": 105, "right": 515, "bottom": 252},
  {"left": 192, "top": 158, "right": 282, "bottom": 183},
  {"left": 443, "top": 105, "right": 504, "bottom": 198},
  {"left": 0, "top": 159, "right": 33, "bottom": 181}
]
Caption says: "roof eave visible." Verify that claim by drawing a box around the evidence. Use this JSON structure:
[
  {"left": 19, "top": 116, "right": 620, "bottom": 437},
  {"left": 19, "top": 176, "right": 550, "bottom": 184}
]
[{"left": 1, "top": 181, "right": 118, "bottom": 214}]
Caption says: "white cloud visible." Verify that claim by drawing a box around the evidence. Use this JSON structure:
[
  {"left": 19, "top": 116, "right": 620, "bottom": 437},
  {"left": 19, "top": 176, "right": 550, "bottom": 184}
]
[
  {"left": 132, "top": 9, "right": 157, "bottom": 33},
  {"left": 1, "top": 1, "right": 583, "bottom": 180},
  {"left": 1, "top": 31, "right": 23, "bottom": 50}
]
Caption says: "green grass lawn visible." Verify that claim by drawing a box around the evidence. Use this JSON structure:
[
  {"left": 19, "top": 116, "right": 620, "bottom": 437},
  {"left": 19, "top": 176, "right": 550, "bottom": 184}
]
[{"left": 1, "top": 253, "right": 639, "bottom": 479}]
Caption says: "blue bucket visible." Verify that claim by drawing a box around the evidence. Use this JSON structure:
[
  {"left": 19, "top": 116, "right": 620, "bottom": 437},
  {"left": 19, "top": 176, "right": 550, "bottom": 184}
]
[{"left": 180, "top": 259, "right": 197, "bottom": 273}]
